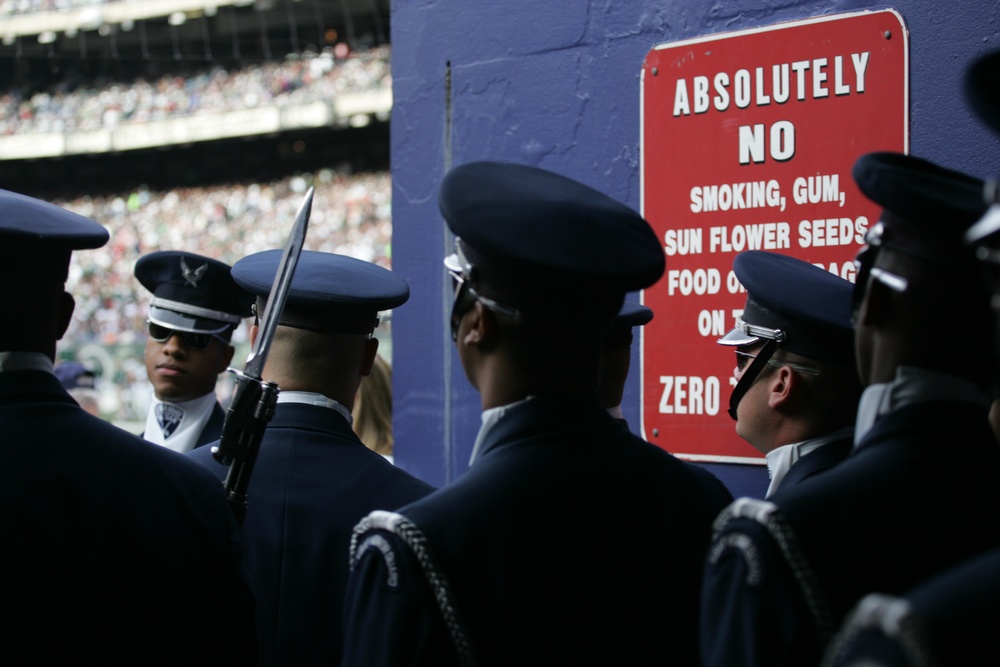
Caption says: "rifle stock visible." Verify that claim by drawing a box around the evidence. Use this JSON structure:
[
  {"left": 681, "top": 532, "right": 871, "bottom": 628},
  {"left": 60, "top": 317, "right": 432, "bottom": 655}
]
[
  {"left": 210, "top": 186, "right": 312, "bottom": 523},
  {"left": 214, "top": 370, "right": 280, "bottom": 521}
]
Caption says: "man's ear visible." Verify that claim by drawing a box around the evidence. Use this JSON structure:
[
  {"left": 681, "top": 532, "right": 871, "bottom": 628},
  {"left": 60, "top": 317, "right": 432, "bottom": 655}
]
[
  {"left": 766, "top": 365, "right": 796, "bottom": 410},
  {"left": 216, "top": 325, "right": 245, "bottom": 374},
  {"left": 461, "top": 301, "right": 493, "bottom": 347},
  {"left": 360, "top": 337, "right": 379, "bottom": 377},
  {"left": 249, "top": 323, "right": 259, "bottom": 347},
  {"left": 55, "top": 291, "right": 75, "bottom": 341}
]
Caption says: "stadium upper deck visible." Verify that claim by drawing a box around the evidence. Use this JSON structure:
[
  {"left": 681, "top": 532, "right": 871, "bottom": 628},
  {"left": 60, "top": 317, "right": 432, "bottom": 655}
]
[{"left": 0, "top": 0, "right": 394, "bottom": 423}]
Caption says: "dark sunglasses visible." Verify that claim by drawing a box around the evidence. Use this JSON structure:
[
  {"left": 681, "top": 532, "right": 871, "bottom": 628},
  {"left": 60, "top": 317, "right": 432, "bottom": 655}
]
[
  {"left": 444, "top": 240, "right": 520, "bottom": 342},
  {"left": 735, "top": 350, "right": 819, "bottom": 376},
  {"left": 147, "top": 321, "right": 227, "bottom": 350},
  {"left": 852, "top": 222, "right": 910, "bottom": 317},
  {"left": 852, "top": 222, "right": 884, "bottom": 312}
]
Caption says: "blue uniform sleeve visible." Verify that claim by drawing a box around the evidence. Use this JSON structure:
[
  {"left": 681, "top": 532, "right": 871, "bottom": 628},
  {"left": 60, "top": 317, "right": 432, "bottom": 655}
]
[
  {"left": 699, "top": 515, "right": 820, "bottom": 667},
  {"left": 341, "top": 529, "right": 456, "bottom": 667}
]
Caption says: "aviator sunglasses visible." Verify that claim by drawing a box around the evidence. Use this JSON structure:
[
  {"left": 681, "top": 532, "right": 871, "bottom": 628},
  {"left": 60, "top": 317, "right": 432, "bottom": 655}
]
[
  {"left": 444, "top": 240, "right": 520, "bottom": 342},
  {"left": 852, "top": 221, "right": 909, "bottom": 314},
  {"left": 734, "top": 349, "right": 819, "bottom": 376},
  {"left": 147, "top": 321, "right": 228, "bottom": 350}
]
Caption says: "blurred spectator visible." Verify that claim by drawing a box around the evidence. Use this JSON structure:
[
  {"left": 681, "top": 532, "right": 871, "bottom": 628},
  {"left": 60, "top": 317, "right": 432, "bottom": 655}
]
[
  {"left": 352, "top": 353, "right": 394, "bottom": 462},
  {"left": 54, "top": 359, "right": 101, "bottom": 417}
]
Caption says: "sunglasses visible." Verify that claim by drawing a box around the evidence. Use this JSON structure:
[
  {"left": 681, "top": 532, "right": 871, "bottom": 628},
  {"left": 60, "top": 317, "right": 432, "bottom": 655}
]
[
  {"left": 444, "top": 240, "right": 520, "bottom": 342},
  {"left": 852, "top": 222, "right": 909, "bottom": 313},
  {"left": 147, "top": 321, "right": 228, "bottom": 350},
  {"left": 735, "top": 350, "right": 820, "bottom": 376}
]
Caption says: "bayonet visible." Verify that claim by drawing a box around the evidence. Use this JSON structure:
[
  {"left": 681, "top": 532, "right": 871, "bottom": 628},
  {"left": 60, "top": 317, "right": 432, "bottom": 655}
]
[{"left": 212, "top": 187, "right": 313, "bottom": 522}]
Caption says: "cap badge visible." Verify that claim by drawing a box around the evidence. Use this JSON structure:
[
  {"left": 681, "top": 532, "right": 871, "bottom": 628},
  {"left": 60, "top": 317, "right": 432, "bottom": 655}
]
[{"left": 180, "top": 257, "right": 208, "bottom": 288}]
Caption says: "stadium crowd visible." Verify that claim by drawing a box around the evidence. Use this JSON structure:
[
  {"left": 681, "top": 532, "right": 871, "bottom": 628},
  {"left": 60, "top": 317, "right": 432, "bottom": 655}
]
[
  {"left": 55, "top": 168, "right": 391, "bottom": 424},
  {"left": 62, "top": 168, "right": 392, "bottom": 346},
  {"left": 1, "top": 44, "right": 390, "bottom": 135},
  {"left": 0, "top": 0, "right": 102, "bottom": 15}
]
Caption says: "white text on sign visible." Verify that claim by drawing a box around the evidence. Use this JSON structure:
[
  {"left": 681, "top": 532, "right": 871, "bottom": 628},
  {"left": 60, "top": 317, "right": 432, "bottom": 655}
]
[
  {"left": 659, "top": 376, "right": 721, "bottom": 415},
  {"left": 663, "top": 215, "right": 869, "bottom": 255},
  {"left": 671, "top": 52, "right": 871, "bottom": 116}
]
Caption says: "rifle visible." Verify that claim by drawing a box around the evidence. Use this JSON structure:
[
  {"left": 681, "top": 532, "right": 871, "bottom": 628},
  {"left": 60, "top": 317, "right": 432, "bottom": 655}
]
[{"left": 212, "top": 187, "right": 313, "bottom": 523}]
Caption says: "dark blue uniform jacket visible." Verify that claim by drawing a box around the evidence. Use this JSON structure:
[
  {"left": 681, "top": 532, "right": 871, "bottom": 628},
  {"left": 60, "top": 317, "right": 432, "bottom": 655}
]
[
  {"left": 0, "top": 369, "right": 255, "bottom": 664},
  {"left": 343, "top": 392, "right": 733, "bottom": 667},
  {"left": 190, "top": 400, "right": 435, "bottom": 666},
  {"left": 701, "top": 400, "right": 1000, "bottom": 667},
  {"left": 778, "top": 435, "right": 853, "bottom": 490}
]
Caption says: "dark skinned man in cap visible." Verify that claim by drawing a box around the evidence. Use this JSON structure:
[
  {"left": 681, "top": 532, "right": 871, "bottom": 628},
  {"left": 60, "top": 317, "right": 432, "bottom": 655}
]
[
  {"left": 819, "top": 49, "right": 1000, "bottom": 667},
  {"left": 188, "top": 249, "right": 435, "bottom": 666},
  {"left": 718, "top": 250, "right": 861, "bottom": 497},
  {"left": 341, "top": 161, "right": 732, "bottom": 666},
  {"left": 135, "top": 250, "right": 253, "bottom": 452},
  {"left": 700, "top": 152, "right": 1000, "bottom": 667},
  {"left": 0, "top": 189, "right": 254, "bottom": 663}
]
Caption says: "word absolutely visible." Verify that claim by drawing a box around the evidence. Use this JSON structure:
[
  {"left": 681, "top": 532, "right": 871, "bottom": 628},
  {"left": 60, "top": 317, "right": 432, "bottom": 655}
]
[{"left": 672, "top": 53, "right": 871, "bottom": 116}]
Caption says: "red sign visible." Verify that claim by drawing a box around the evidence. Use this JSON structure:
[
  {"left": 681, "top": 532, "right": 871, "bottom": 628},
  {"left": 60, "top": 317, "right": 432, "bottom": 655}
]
[{"left": 640, "top": 11, "right": 907, "bottom": 462}]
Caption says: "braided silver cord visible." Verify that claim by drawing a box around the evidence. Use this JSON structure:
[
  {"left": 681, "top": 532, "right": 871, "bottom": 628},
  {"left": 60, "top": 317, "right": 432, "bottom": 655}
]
[
  {"left": 820, "top": 593, "right": 934, "bottom": 667},
  {"left": 350, "top": 510, "right": 478, "bottom": 667},
  {"left": 712, "top": 498, "right": 837, "bottom": 644}
]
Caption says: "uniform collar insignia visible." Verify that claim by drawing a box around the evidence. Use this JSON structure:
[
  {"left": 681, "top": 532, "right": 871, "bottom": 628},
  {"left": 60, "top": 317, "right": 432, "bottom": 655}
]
[{"left": 155, "top": 403, "right": 184, "bottom": 439}]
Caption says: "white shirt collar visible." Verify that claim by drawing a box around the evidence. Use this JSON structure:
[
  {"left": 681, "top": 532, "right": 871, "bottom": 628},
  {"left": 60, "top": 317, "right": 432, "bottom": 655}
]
[
  {"left": 144, "top": 391, "right": 219, "bottom": 454},
  {"left": 277, "top": 390, "right": 353, "bottom": 425},
  {"left": 854, "top": 366, "right": 991, "bottom": 446},
  {"left": 0, "top": 351, "right": 53, "bottom": 374},
  {"left": 468, "top": 396, "right": 535, "bottom": 467}
]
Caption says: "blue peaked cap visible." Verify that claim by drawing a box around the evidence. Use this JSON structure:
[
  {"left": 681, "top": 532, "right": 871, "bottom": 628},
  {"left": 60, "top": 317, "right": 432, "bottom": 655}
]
[
  {"left": 135, "top": 251, "right": 253, "bottom": 334},
  {"left": 0, "top": 189, "right": 108, "bottom": 249},
  {"left": 0, "top": 189, "right": 108, "bottom": 281},
  {"left": 605, "top": 301, "right": 654, "bottom": 349},
  {"left": 718, "top": 251, "right": 855, "bottom": 363},
  {"left": 966, "top": 48, "right": 1000, "bottom": 140},
  {"left": 854, "top": 152, "right": 987, "bottom": 237},
  {"left": 615, "top": 302, "right": 654, "bottom": 328},
  {"left": 54, "top": 361, "right": 97, "bottom": 390},
  {"left": 438, "top": 161, "right": 665, "bottom": 309},
  {"left": 232, "top": 249, "right": 409, "bottom": 335}
]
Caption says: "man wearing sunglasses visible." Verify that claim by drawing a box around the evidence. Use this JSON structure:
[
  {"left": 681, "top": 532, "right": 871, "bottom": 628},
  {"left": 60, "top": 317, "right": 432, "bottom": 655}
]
[
  {"left": 342, "top": 161, "right": 732, "bottom": 666},
  {"left": 717, "top": 250, "right": 861, "bottom": 498},
  {"left": 135, "top": 250, "right": 253, "bottom": 453},
  {"left": 701, "top": 152, "right": 1000, "bottom": 667},
  {"left": 820, "top": 47, "right": 1000, "bottom": 667}
]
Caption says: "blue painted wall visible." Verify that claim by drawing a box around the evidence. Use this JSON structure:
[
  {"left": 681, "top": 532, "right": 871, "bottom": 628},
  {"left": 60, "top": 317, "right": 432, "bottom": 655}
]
[{"left": 389, "top": 0, "right": 1000, "bottom": 497}]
